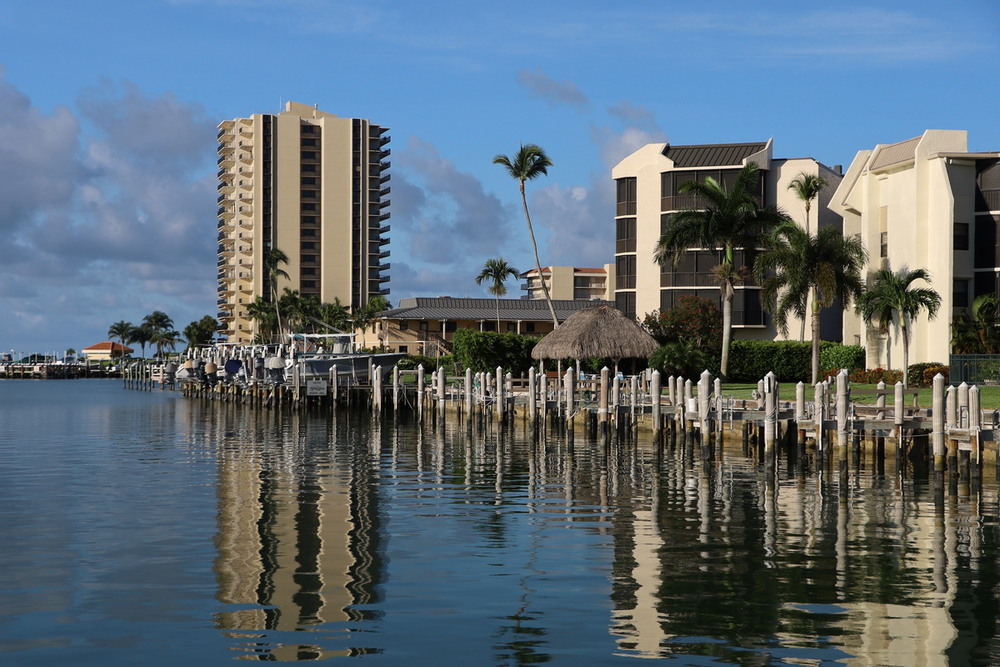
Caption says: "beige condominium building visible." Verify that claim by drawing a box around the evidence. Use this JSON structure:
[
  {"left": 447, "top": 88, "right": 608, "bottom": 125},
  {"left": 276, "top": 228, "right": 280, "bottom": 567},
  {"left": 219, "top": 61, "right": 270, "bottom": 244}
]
[
  {"left": 612, "top": 140, "right": 843, "bottom": 340},
  {"left": 520, "top": 265, "right": 616, "bottom": 301},
  {"left": 216, "top": 101, "right": 391, "bottom": 343},
  {"left": 830, "top": 130, "right": 1000, "bottom": 368}
]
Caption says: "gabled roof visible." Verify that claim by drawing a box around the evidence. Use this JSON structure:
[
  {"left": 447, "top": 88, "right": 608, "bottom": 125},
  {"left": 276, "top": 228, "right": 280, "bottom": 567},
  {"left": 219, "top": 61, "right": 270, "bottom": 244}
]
[
  {"left": 379, "top": 297, "right": 612, "bottom": 322},
  {"left": 662, "top": 142, "right": 768, "bottom": 168}
]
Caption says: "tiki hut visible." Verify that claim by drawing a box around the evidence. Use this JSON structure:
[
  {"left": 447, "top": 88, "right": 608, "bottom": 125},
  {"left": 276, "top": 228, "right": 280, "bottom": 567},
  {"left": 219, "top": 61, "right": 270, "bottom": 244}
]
[{"left": 531, "top": 305, "right": 658, "bottom": 372}]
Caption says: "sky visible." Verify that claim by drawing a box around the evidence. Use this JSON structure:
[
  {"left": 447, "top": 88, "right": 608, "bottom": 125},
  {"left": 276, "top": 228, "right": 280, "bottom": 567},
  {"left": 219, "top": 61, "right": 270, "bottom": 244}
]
[{"left": 1, "top": 0, "right": 999, "bottom": 355}]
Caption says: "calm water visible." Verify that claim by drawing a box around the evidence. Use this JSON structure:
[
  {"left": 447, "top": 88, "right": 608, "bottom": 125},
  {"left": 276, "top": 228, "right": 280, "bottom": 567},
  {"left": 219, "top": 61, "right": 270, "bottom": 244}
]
[{"left": 3, "top": 380, "right": 1000, "bottom": 665}]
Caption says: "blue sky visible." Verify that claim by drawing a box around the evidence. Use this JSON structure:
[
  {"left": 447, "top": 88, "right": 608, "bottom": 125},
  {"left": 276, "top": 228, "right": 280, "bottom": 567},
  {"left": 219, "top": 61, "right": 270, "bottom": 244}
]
[{"left": 1, "top": 0, "right": 999, "bottom": 355}]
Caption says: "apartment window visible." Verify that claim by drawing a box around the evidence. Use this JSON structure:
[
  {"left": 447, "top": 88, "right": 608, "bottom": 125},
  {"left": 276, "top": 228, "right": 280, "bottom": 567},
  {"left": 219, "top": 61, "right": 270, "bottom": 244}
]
[
  {"left": 880, "top": 232, "right": 888, "bottom": 258},
  {"left": 419, "top": 321, "right": 429, "bottom": 331},
  {"left": 301, "top": 138, "right": 317, "bottom": 147},
  {"left": 955, "top": 223, "right": 970, "bottom": 251},
  {"left": 302, "top": 164, "right": 317, "bottom": 173},
  {"left": 616, "top": 255, "right": 636, "bottom": 289},
  {"left": 301, "top": 280, "right": 317, "bottom": 290},
  {"left": 615, "top": 292, "right": 636, "bottom": 320},
  {"left": 301, "top": 151, "right": 317, "bottom": 160},
  {"left": 399, "top": 345, "right": 408, "bottom": 353},
  {"left": 954, "top": 279, "right": 970, "bottom": 308},
  {"left": 301, "top": 203, "right": 317, "bottom": 211},
  {"left": 525, "top": 322, "right": 535, "bottom": 333},
  {"left": 301, "top": 215, "right": 317, "bottom": 225},
  {"left": 301, "top": 242, "right": 317, "bottom": 250},
  {"left": 616, "top": 217, "right": 636, "bottom": 253},
  {"left": 445, "top": 322, "right": 457, "bottom": 333},
  {"left": 301, "top": 228, "right": 317, "bottom": 238},
  {"left": 482, "top": 321, "right": 496, "bottom": 332},
  {"left": 616, "top": 177, "right": 637, "bottom": 216},
  {"left": 301, "top": 267, "right": 316, "bottom": 276},
  {"left": 399, "top": 319, "right": 408, "bottom": 330},
  {"left": 506, "top": 323, "right": 517, "bottom": 332},
  {"left": 302, "top": 254, "right": 317, "bottom": 264},
  {"left": 975, "top": 216, "right": 1000, "bottom": 269},
  {"left": 301, "top": 177, "right": 317, "bottom": 185}
]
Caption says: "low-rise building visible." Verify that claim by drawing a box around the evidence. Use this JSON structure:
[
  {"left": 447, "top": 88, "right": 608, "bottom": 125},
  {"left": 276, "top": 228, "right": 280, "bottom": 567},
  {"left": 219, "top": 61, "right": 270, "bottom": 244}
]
[
  {"left": 82, "top": 341, "right": 134, "bottom": 361},
  {"left": 367, "top": 297, "right": 612, "bottom": 356}
]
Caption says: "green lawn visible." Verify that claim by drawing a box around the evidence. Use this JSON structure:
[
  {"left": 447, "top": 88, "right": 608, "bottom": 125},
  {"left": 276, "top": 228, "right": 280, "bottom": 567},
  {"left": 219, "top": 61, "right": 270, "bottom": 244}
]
[{"left": 721, "top": 382, "right": 1000, "bottom": 410}]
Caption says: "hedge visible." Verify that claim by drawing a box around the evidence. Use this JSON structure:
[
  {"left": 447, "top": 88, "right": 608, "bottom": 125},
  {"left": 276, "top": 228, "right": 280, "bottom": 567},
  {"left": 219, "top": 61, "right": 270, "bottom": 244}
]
[
  {"left": 451, "top": 329, "right": 538, "bottom": 373},
  {"left": 726, "top": 341, "right": 865, "bottom": 383}
]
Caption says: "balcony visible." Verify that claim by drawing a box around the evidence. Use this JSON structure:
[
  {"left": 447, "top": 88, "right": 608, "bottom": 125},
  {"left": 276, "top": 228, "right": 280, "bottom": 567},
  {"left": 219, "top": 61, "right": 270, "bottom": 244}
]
[
  {"left": 218, "top": 248, "right": 235, "bottom": 258},
  {"left": 238, "top": 179, "right": 253, "bottom": 190},
  {"left": 238, "top": 166, "right": 254, "bottom": 176},
  {"left": 380, "top": 173, "right": 391, "bottom": 185},
  {"left": 379, "top": 262, "right": 390, "bottom": 272},
  {"left": 217, "top": 142, "right": 234, "bottom": 155},
  {"left": 379, "top": 249, "right": 390, "bottom": 259},
  {"left": 218, "top": 312, "right": 234, "bottom": 321},
  {"left": 379, "top": 186, "right": 391, "bottom": 198},
  {"left": 218, "top": 208, "right": 235, "bottom": 221},
  {"left": 240, "top": 246, "right": 253, "bottom": 256},
  {"left": 218, "top": 221, "right": 235, "bottom": 234},
  {"left": 218, "top": 234, "right": 234, "bottom": 245},
  {"left": 237, "top": 231, "right": 254, "bottom": 241},
  {"left": 238, "top": 152, "right": 252, "bottom": 164},
  {"left": 378, "top": 274, "right": 390, "bottom": 283},
  {"left": 379, "top": 148, "right": 391, "bottom": 160},
  {"left": 378, "top": 211, "right": 390, "bottom": 222},
  {"left": 238, "top": 218, "right": 253, "bottom": 228},
  {"left": 380, "top": 160, "right": 390, "bottom": 171},
  {"left": 217, "top": 156, "right": 235, "bottom": 169},
  {"left": 379, "top": 224, "right": 390, "bottom": 234},
  {"left": 217, "top": 183, "right": 234, "bottom": 194},
  {"left": 238, "top": 139, "right": 253, "bottom": 149},
  {"left": 238, "top": 205, "right": 253, "bottom": 215}
]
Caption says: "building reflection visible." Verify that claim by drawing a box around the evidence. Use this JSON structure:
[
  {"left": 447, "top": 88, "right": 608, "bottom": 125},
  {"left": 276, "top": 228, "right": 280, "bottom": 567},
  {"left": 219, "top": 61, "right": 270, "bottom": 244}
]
[
  {"left": 608, "top": 439, "right": 1000, "bottom": 664},
  {"left": 208, "top": 407, "right": 384, "bottom": 660}
]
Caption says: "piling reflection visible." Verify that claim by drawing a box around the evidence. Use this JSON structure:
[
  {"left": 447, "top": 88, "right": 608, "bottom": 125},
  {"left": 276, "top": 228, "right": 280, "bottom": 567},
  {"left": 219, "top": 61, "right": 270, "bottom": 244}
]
[{"left": 192, "top": 402, "right": 1000, "bottom": 663}]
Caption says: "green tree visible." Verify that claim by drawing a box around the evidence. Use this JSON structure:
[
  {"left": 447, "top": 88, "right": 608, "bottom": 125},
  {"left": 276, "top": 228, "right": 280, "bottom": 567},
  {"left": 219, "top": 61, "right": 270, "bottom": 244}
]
[
  {"left": 654, "top": 162, "right": 788, "bottom": 379},
  {"left": 856, "top": 266, "right": 942, "bottom": 387},
  {"left": 493, "top": 144, "right": 558, "bottom": 327},
  {"left": 351, "top": 295, "right": 392, "bottom": 335},
  {"left": 787, "top": 172, "right": 829, "bottom": 340},
  {"left": 246, "top": 296, "right": 278, "bottom": 343},
  {"left": 108, "top": 320, "right": 134, "bottom": 358},
  {"left": 128, "top": 323, "right": 152, "bottom": 359},
  {"left": 476, "top": 257, "right": 520, "bottom": 329},
  {"left": 183, "top": 316, "right": 219, "bottom": 350},
  {"left": 952, "top": 294, "right": 1000, "bottom": 354},
  {"left": 756, "top": 222, "right": 867, "bottom": 384},
  {"left": 263, "top": 248, "right": 290, "bottom": 340}
]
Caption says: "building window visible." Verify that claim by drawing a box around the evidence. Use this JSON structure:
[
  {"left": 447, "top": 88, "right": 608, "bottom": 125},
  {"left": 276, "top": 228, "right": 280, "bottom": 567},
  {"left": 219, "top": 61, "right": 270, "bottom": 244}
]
[
  {"left": 302, "top": 164, "right": 317, "bottom": 173},
  {"left": 445, "top": 322, "right": 457, "bottom": 333},
  {"left": 301, "top": 280, "right": 317, "bottom": 290},
  {"left": 616, "top": 217, "right": 636, "bottom": 253},
  {"left": 399, "top": 320, "right": 408, "bottom": 330},
  {"left": 301, "top": 228, "right": 317, "bottom": 237},
  {"left": 955, "top": 223, "right": 970, "bottom": 251},
  {"left": 399, "top": 345, "right": 408, "bottom": 353},
  {"left": 301, "top": 203, "right": 317, "bottom": 211},
  {"left": 419, "top": 321, "right": 428, "bottom": 331},
  {"left": 615, "top": 292, "right": 636, "bottom": 320},
  {"left": 974, "top": 216, "right": 1000, "bottom": 269},
  {"left": 616, "top": 255, "right": 636, "bottom": 289},
  {"left": 526, "top": 322, "right": 535, "bottom": 333},
  {"left": 482, "top": 321, "right": 496, "bottom": 332},
  {"left": 301, "top": 241, "right": 316, "bottom": 250},
  {"left": 880, "top": 232, "right": 888, "bottom": 258},
  {"left": 616, "top": 177, "right": 636, "bottom": 216},
  {"left": 954, "top": 279, "right": 970, "bottom": 308},
  {"left": 301, "top": 151, "right": 317, "bottom": 160},
  {"left": 301, "top": 138, "right": 317, "bottom": 147},
  {"left": 302, "top": 254, "right": 317, "bottom": 264},
  {"left": 301, "top": 267, "right": 317, "bottom": 276}
]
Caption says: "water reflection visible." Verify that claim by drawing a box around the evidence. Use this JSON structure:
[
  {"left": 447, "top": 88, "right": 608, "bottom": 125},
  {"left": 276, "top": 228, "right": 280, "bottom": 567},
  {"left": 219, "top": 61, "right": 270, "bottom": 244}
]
[{"left": 186, "top": 400, "right": 1000, "bottom": 663}]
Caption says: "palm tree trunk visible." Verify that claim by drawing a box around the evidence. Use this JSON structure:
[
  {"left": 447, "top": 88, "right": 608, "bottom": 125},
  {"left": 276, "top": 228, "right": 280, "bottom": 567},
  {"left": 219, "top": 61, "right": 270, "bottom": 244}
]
[
  {"left": 810, "top": 293, "right": 821, "bottom": 385},
  {"left": 799, "top": 203, "right": 812, "bottom": 343},
  {"left": 720, "top": 283, "right": 734, "bottom": 380},
  {"left": 901, "top": 323, "right": 910, "bottom": 389},
  {"left": 521, "top": 182, "right": 559, "bottom": 327},
  {"left": 496, "top": 296, "right": 501, "bottom": 330}
]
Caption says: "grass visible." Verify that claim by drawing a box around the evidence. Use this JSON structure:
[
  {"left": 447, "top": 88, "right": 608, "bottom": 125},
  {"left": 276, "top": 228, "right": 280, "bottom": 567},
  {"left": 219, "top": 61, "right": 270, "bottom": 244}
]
[{"left": 721, "top": 382, "right": 1000, "bottom": 410}]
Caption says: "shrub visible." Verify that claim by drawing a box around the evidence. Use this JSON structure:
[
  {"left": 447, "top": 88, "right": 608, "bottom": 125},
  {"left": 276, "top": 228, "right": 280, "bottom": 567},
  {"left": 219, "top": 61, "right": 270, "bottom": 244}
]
[
  {"left": 452, "top": 329, "right": 537, "bottom": 373},
  {"left": 848, "top": 368, "right": 903, "bottom": 384},
  {"left": 921, "top": 365, "right": 949, "bottom": 386},
  {"left": 727, "top": 340, "right": 811, "bottom": 382},
  {"left": 818, "top": 343, "right": 865, "bottom": 372},
  {"left": 649, "top": 339, "right": 713, "bottom": 379},
  {"left": 907, "top": 362, "right": 945, "bottom": 387},
  {"left": 396, "top": 354, "right": 454, "bottom": 373}
]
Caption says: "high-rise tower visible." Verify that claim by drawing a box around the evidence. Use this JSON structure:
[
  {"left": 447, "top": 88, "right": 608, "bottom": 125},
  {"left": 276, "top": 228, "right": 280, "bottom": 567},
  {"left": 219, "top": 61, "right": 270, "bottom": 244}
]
[{"left": 216, "top": 101, "right": 390, "bottom": 343}]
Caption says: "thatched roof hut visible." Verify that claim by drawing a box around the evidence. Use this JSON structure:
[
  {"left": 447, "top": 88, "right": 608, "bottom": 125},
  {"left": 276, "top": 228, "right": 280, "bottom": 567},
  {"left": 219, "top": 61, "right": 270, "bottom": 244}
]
[{"left": 530, "top": 305, "right": 658, "bottom": 362}]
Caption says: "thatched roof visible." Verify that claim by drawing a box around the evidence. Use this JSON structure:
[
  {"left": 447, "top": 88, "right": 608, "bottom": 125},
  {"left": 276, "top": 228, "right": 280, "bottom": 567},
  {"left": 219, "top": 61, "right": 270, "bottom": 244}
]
[{"left": 530, "top": 305, "right": 658, "bottom": 361}]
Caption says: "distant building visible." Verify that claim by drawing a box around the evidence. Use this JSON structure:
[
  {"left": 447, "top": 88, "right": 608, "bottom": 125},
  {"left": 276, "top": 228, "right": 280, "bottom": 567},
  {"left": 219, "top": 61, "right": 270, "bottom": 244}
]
[
  {"left": 520, "top": 265, "right": 615, "bottom": 301},
  {"left": 82, "top": 341, "right": 133, "bottom": 361},
  {"left": 612, "top": 140, "right": 843, "bottom": 341},
  {"left": 217, "top": 101, "right": 391, "bottom": 344},
  {"left": 367, "top": 297, "right": 612, "bottom": 356},
  {"left": 830, "top": 130, "right": 1000, "bottom": 367}
]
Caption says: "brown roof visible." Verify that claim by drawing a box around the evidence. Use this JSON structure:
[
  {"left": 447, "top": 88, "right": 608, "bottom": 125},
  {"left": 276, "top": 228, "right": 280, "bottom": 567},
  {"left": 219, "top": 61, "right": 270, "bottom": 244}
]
[
  {"left": 531, "top": 305, "right": 658, "bottom": 361},
  {"left": 662, "top": 142, "right": 768, "bottom": 168},
  {"left": 83, "top": 341, "right": 134, "bottom": 352}
]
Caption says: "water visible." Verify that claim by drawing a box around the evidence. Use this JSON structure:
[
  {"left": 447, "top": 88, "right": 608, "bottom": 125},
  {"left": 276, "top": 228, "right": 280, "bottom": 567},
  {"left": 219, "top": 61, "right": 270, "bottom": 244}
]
[{"left": 2, "top": 380, "right": 1000, "bottom": 665}]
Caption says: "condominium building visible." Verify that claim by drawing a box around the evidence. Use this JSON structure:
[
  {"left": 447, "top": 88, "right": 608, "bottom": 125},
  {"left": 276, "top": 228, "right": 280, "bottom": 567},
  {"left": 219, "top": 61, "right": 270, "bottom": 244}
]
[
  {"left": 831, "top": 130, "right": 1000, "bottom": 367},
  {"left": 520, "top": 265, "right": 615, "bottom": 301},
  {"left": 612, "top": 140, "right": 843, "bottom": 340},
  {"left": 216, "top": 101, "right": 390, "bottom": 343}
]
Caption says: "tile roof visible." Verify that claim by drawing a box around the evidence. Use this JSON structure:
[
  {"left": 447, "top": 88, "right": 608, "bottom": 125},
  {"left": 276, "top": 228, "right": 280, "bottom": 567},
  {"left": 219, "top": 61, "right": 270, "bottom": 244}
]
[
  {"left": 662, "top": 142, "right": 768, "bottom": 168},
  {"left": 379, "top": 297, "right": 613, "bottom": 322},
  {"left": 83, "top": 341, "right": 134, "bottom": 352}
]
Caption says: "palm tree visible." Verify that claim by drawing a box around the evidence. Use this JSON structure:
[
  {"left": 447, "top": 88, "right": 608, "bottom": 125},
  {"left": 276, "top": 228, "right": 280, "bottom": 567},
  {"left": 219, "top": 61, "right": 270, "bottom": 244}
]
[
  {"left": 183, "top": 316, "right": 219, "bottom": 350},
  {"left": 142, "top": 311, "right": 174, "bottom": 332},
  {"left": 655, "top": 162, "right": 789, "bottom": 379},
  {"left": 246, "top": 296, "right": 278, "bottom": 342},
  {"left": 856, "top": 266, "right": 942, "bottom": 387},
  {"left": 128, "top": 324, "right": 152, "bottom": 359},
  {"left": 263, "top": 248, "right": 290, "bottom": 341},
  {"left": 476, "top": 258, "right": 520, "bottom": 329},
  {"left": 787, "top": 172, "right": 829, "bottom": 340},
  {"left": 756, "top": 222, "right": 867, "bottom": 384},
  {"left": 493, "top": 144, "right": 559, "bottom": 327},
  {"left": 108, "top": 320, "right": 134, "bottom": 358},
  {"left": 952, "top": 294, "right": 1000, "bottom": 354},
  {"left": 151, "top": 328, "right": 181, "bottom": 358}
]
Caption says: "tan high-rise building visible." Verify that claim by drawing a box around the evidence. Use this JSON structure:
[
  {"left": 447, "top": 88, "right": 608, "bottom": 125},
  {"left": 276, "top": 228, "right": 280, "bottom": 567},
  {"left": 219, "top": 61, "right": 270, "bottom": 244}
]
[{"left": 216, "top": 101, "right": 390, "bottom": 343}]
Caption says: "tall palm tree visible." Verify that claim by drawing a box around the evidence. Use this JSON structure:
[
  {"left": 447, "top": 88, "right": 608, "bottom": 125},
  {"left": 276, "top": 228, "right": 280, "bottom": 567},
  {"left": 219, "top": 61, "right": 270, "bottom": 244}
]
[
  {"left": 246, "top": 296, "right": 278, "bottom": 342},
  {"left": 493, "top": 144, "right": 559, "bottom": 327},
  {"left": 128, "top": 324, "right": 152, "bottom": 359},
  {"left": 655, "top": 162, "right": 789, "bottom": 379},
  {"left": 856, "top": 266, "right": 942, "bottom": 387},
  {"left": 263, "top": 248, "right": 290, "bottom": 341},
  {"left": 142, "top": 311, "right": 173, "bottom": 332},
  {"left": 756, "top": 222, "right": 867, "bottom": 384},
  {"left": 108, "top": 320, "right": 134, "bottom": 358},
  {"left": 476, "top": 258, "right": 520, "bottom": 329},
  {"left": 952, "top": 294, "right": 1000, "bottom": 354},
  {"left": 787, "top": 172, "right": 829, "bottom": 340}
]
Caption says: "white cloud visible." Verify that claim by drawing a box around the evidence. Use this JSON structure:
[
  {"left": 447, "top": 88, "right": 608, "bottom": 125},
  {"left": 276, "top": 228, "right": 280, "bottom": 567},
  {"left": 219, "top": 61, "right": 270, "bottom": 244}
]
[{"left": 517, "top": 68, "right": 589, "bottom": 109}]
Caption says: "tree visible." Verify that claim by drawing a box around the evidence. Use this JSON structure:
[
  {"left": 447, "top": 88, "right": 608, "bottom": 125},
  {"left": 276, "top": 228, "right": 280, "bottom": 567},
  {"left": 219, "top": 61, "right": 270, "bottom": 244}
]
[
  {"left": 756, "top": 222, "right": 867, "bottom": 384},
  {"left": 150, "top": 328, "right": 181, "bottom": 358},
  {"left": 142, "top": 311, "right": 173, "bottom": 332},
  {"left": 246, "top": 296, "right": 278, "bottom": 343},
  {"left": 787, "top": 172, "right": 829, "bottom": 340},
  {"left": 108, "top": 320, "right": 134, "bottom": 358},
  {"left": 476, "top": 258, "right": 520, "bottom": 329},
  {"left": 128, "top": 324, "right": 152, "bottom": 359},
  {"left": 952, "top": 294, "right": 1000, "bottom": 354},
  {"left": 351, "top": 295, "right": 392, "bottom": 335},
  {"left": 654, "top": 162, "right": 789, "bottom": 379},
  {"left": 493, "top": 144, "right": 559, "bottom": 327},
  {"left": 263, "top": 248, "right": 290, "bottom": 341},
  {"left": 183, "top": 316, "right": 219, "bottom": 350},
  {"left": 856, "top": 266, "right": 942, "bottom": 387}
]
